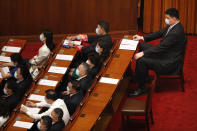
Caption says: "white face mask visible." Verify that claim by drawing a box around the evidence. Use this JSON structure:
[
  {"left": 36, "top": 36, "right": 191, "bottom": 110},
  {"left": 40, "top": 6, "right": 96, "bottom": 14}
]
[
  {"left": 95, "top": 47, "right": 99, "bottom": 53},
  {"left": 165, "top": 18, "right": 170, "bottom": 25},
  {"left": 76, "top": 68, "right": 79, "bottom": 76},
  {"left": 37, "top": 121, "right": 41, "bottom": 130},
  {"left": 86, "top": 60, "right": 91, "bottom": 65},
  {"left": 14, "top": 71, "right": 18, "bottom": 79},
  {"left": 40, "top": 34, "right": 43, "bottom": 42},
  {"left": 3, "top": 88, "right": 8, "bottom": 95},
  {"left": 96, "top": 28, "right": 100, "bottom": 35},
  {"left": 67, "top": 86, "right": 70, "bottom": 93}
]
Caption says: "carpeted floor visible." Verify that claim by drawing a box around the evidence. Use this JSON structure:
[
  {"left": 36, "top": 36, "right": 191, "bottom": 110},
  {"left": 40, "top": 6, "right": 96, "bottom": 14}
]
[{"left": 106, "top": 35, "right": 197, "bottom": 131}]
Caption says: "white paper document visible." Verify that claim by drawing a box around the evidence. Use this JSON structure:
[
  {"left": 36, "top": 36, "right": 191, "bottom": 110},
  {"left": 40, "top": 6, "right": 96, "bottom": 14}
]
[
  {"left": 28, "top": 94, "right": 45, "bottom": 102},
  {"left": 55, "top": 54, "right": 74, "bottom": 61},
  {"left": 99, "top": 77, "right": 119, "bottom": 85},
  {"left": 2, "top": 46, "right": 21, "bottom": 53},
  {"left": 0, "top": 56, "right": 11, "bottom": 63},
  {"left": 119, "top": 39, "right": 139, "bottom": 50},
  {"left": 48, "top": 66, "right": 67, "bottom": 74},
  {"left": 21, "top": 104, "right": 41, "bottom": 114},
  {"left": 63, "top": 40, "right": 81, "bottom": 46},
  {"left": 13, "top": 121, "right": 34, "bottom": 129},
  {"left": 38, "top": 79, "right": 58, "bottom": 87},
  {"left": 0, "top": 67, "right": 9, "bottom": 78}
]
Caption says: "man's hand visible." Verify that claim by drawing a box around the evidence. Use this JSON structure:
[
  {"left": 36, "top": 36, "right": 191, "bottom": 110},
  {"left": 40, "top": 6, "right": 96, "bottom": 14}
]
[
  {"left": 62, "top": 91, "right": 70, "bottom": 95},
  {"left": 133, "top": 35, "right": 143, "bottom": 41},
  {"left": 67, "top": 36, "right": 77, "bottom": 41},
  {"left": 20, "top": 106, "right": 28, "bottom": 113},
  {"left": 134, "top": 52, "right": 144, "bottom": 60},
  {"left": 68, "top": 42, "right": 74, "bottom": 47},
  {"left": 26, "top": 101, "right": 36, "bottom": 107}
]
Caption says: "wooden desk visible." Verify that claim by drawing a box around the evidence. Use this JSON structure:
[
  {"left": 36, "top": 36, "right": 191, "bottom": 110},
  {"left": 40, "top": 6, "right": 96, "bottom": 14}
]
[
  {"left": 5, "top": 39, "right": 77, "bottom": 131},
  {"left": 70, "top": 38, "right": 135, "bottom": 131}
]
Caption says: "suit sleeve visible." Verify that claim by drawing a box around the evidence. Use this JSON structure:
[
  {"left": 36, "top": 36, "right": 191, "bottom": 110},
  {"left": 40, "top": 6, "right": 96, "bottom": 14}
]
[
  {"left": 144, "top": 26, "right": 169, "bottom": 42},
  {"left": 87, "top": 35, "right": 100, "bottom": 44},
  {"left": 143, "top": 32, "right": 177, "bottom": 56}
]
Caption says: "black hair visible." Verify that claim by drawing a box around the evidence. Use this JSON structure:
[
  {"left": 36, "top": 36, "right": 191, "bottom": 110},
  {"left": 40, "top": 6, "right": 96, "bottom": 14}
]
[
  {"left": 43, "top": 29, "right": 55, "bottom": 51},
  {"left": 10, "top": 53, "right": 24, "bottom": 66},
  {"left": 97, "top": 39, "right": 110, "bottom": 59},
  {"left": 6, "top": 79, "right": 18, "bottom": 93},
  {"left": 0, "top": 100, "right": 10, "bottom": 118},
  {"left": 165, "top": 8, "right": 179, "bottom": 19},
  {"left": 87, "top": 52, "right": 100, "bottom": 66},
  {"left": 98, "top": 21, "right": 110, "bottom": 33},
  {"left": 45, "top": 89, "right": 58, "bottom": 101},
  {"left": 18, "top": 65, "right": 32, "bottom": 80},
  {"left": 53, "top": 108, "right": 64, "bottom": 121},
  {"left": 80, "top": 62, "right": 90, "bottom": 75},
  {"left": 41, "top": 115, "right": 52, "bottom": 129},
  {"left": 70, "top": 79, "right": 80, "bottom": 92}
]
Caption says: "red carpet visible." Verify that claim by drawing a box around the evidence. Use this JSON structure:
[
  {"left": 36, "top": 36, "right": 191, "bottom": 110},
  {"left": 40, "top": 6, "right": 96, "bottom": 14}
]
[
  {"left": 21, "top": 35, "right": 197, "bottom": 131},
  {"left": 106, "top": 35, "right": 197, "bottom": 131}
]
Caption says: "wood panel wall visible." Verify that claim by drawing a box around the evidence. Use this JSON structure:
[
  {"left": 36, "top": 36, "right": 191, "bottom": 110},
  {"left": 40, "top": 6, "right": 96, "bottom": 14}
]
[
  {"left": 0, "top": 0, "right": 138, "bottom": 36},
  {"left": 143, "top": 0, "right": 197, "bottom": 34}
]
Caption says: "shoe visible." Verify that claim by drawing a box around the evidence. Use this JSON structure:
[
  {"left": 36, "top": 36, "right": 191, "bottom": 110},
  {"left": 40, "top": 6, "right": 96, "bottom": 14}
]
[{"left": 128, "top": 86, "right": 148, "bottom": 97}]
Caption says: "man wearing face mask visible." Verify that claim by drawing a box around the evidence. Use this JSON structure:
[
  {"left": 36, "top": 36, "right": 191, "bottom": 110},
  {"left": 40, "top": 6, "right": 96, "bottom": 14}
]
[
  {"left": 20, "top": 89, "right": 70, "bottom": 125},
  {"left": 0, "top": 79, "right": 20, "bottom": 112},
  {"left": 67, "top": 21, "right": 113, "bottom": 49},
  {"left": 129, "top": 8, "right": 186, "bottom": 97},
  {"left": 61, "top": 80, "right": 84, "bottom": 116}
]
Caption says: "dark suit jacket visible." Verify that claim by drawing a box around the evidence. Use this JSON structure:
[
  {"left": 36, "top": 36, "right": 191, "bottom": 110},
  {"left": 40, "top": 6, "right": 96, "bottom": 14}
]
[
  {"left": 82, "top": 34, "right": 113, "bottom": 55},
  {"left": 64, "top": 92, "right": 84, "bottom": 116},
  {"left": 49, "top": 120, "right": 65, "bottom": 131},
  {"left": 2, "top": 93, "right": 20, "bottom": 112},
  {"left": 17, "top": 78, "right": 33, "bottom": 98},
  {"left": 143, "top": 22, "right": 186, "bottom": 75},
  {"left": 78, "top": 75, "right": 93, "bottom": 94}
]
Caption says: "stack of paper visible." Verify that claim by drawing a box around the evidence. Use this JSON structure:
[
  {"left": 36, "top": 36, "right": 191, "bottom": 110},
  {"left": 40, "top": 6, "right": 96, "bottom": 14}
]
[
  {"left": 2, "top": 46, "right": 21, "bottom": 53},
  {"left": 13, "top": 121, "right": 34, "bottom": 129},
  {"left": 55, "top": 54, "right": 74, "bottom": 61},
  {"left": 99, "top": 77, "right": 119, "bottom": 85},
  {"left": 21, "top": 104, "right": 41, "bottom": 114},
  {"left": 63, "top": 40, "right": 81, "bottom": 46},
  {"left": 0, "top": 56, "right": 11, "bottom": 63},
  {"left": 48, "top": 66, "right": 67, "bottom": 74},
  {"left": 38, "top": 79, "right": 58, "bottom": 87},
  {"left": 119, "top": 39, "right": 139, "bottom": 50},
  {"left": 28, "top": 94, "right": 45, "bottom": 102},
  {"left": 0, "top": 67, "right": 9, "bottom": 78}
]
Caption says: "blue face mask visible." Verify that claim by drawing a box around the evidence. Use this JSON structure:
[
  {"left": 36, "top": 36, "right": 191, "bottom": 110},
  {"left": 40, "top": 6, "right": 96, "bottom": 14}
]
[
  {"left": 96, "top": 28, "right": 100, "bottom": 35},
  {"left": 40, "top": 34, "right": 43, "bottom": 42},
  {"left": 165, "top": 18, "right": 170, "bottom": 25}
]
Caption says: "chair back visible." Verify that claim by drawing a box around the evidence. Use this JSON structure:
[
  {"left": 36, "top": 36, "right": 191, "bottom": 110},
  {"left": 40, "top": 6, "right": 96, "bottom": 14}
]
[{"left": 145, "top": 72, "right": 157, "bottom": 114}]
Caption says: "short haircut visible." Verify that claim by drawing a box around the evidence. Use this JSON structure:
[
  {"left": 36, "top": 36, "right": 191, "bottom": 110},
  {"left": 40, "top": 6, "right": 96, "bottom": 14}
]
[
  {"left": 98, "top": 21, "right": 110, "bottom": 33},
  {"left": 165, "top": 8, "right": 179, "bottom": 19},
  {"left": 87, "top": 52, "right": 100, "bottom": 66},
  {"left": 10, "top": 53, "right": 24, "bottom": 65},
  {"left": 80, "top": 62, "right": 90, "bottom": 75},
  {"left": 0, "top": 100, "right": 10, "bottom": 118},
  {"left": 45, "top": 89, "right": 58, "bottom": 101},
  {"left": 41, "top": 115, "right": 52, "bottom": 129},
  {"left": 6, "top": 79, "right": 18, "bottom": 93},
  {"left": 70, "top": 79, "right": 80, "bottom": 92},
  {"left": 53, "top": 108, "right": 64, "bottom": 121}
]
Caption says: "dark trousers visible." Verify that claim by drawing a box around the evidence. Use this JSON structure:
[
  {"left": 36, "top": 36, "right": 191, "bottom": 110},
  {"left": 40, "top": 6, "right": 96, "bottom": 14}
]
[{"left": 134, "top": 43, "right": 162, "bottom": 88}]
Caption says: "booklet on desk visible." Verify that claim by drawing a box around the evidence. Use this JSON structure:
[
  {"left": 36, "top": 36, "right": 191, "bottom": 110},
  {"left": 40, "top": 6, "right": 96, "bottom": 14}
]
[{"left": 119, "top": 39, "right": 139, "bottom": 50}]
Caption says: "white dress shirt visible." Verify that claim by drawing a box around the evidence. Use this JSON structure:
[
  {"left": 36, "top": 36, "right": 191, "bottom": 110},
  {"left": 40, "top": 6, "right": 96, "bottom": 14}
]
[
  {"left": 31, "top": 44, "right": 50, "bottom": 66},
  {"left": 0, "top": 116, "right": 9, "bottom": 127},
  {"left": 26, "top": 99, "right": 70, "bottom": 125}
]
